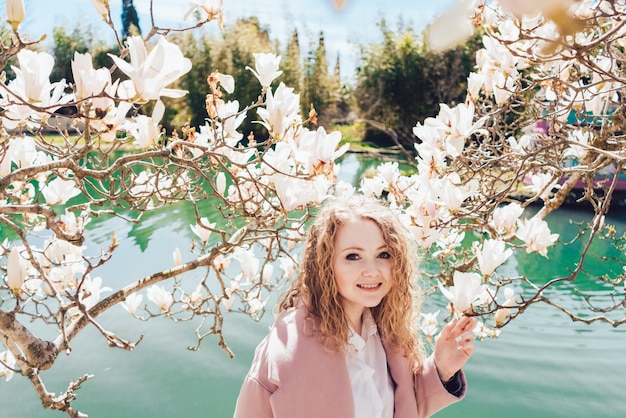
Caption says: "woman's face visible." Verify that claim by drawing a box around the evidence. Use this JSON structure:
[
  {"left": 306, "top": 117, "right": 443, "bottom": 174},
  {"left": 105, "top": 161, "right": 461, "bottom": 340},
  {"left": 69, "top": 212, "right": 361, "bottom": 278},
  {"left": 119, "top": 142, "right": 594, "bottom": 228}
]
[{"left": 332, "top": 218, "right": 393, "bottom": 326}]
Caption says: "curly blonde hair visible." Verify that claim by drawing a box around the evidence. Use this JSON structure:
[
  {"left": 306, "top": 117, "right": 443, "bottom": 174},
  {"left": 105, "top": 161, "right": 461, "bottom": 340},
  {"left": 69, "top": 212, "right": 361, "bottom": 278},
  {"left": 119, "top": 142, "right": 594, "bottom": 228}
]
[{"left": 280, "top": 195, "right": 425, "bottom": 371}]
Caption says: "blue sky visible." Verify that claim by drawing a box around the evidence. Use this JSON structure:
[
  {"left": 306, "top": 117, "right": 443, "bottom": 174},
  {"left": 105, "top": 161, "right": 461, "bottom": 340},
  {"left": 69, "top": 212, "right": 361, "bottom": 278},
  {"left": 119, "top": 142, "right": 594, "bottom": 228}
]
[{"left": 13, "top": 0, "right": 457, "bottom": 80}]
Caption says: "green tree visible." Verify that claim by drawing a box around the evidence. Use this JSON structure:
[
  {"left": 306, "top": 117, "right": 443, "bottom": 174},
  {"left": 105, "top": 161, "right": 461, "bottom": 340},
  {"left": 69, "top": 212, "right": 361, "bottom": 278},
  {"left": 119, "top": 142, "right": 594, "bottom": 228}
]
[
  {"left": 323, "top": 54, "right": 352, "bottom": 125},
  {"left": 354, "top": 20, "right": 481, "bottom": 149},
  {"left": 302, "top": 32, "right": 332, "bottom": 125},
  {"left": 122, "top": 0, "right": 141, "bottom": 39},
  {"left": 50, "top": 24, "right": 94, "bottom": 84},
  {"left": 281, "top": 29, "right": 303, "bottom": 94},
  {"left": 177, "top": 33, "right": 214, "bottom": 129}
]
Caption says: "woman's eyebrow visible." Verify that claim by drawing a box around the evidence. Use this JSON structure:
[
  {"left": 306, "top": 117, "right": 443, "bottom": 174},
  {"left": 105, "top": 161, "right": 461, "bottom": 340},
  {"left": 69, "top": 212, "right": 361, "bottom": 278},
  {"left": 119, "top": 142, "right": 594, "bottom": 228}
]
[{"left": 340, "top": 245, "right": 388, "bottom": 252}]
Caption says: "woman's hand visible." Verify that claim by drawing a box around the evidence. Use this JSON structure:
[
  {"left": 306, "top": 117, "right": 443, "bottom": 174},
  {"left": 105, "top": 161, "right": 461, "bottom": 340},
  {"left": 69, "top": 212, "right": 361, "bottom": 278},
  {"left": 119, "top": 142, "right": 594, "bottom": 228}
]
[{"left": 433, "top": 316, "right": 477, "bottom": 382}]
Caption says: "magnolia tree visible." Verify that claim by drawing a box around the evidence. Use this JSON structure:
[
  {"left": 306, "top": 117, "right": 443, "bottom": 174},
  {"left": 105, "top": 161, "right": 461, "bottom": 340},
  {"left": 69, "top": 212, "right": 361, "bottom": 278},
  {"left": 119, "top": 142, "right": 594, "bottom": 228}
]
[
  {"left": 0, "top": 0, "right": 347, "bottom": 415},
  {"left": 1, "top": 0, "right": 626, "bottom": 416},
  {"left": 408, "top": 0, "right": 626, "bottom": 330}
]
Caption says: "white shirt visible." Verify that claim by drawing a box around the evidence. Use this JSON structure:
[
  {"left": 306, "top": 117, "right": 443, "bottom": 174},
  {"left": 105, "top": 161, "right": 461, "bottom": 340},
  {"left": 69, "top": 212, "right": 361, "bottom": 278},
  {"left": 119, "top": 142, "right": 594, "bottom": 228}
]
[{"left": 345, "top": 309, "right": 394, "bottom": 418}]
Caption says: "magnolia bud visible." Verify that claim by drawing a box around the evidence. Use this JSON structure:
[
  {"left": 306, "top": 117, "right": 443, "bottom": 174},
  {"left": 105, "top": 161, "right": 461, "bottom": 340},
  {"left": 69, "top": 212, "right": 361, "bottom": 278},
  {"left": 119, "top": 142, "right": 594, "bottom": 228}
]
[
  {"left": 90, "top": 0, "right": 109, "bottom": 18},
  {"left": 173, "top": 248, "right": 182, "bottom": 267},
  {"left": 6, "top": 0, "right": 25, "bottom": 32}
]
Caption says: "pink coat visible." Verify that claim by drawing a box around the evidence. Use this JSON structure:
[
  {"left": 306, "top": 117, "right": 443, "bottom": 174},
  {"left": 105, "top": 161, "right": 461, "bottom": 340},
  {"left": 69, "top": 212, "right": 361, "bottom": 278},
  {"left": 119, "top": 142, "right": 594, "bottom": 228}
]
[{"left": 233, "top": 306, "right": 466, "bottom": 418}]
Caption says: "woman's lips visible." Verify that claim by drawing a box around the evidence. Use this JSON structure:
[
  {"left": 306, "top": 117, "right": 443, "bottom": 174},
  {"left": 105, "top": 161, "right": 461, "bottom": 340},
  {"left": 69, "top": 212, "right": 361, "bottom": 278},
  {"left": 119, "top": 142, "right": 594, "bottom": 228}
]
[{"left": 357, "top": 283, "right": 382, "bottom": 290}]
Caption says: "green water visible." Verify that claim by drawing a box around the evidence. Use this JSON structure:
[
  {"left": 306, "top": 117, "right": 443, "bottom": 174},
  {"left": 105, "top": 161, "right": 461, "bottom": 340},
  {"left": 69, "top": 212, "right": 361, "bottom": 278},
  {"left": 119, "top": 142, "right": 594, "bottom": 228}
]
[{"left": 1, "top": 154, "right": 625, "bottom": 417}]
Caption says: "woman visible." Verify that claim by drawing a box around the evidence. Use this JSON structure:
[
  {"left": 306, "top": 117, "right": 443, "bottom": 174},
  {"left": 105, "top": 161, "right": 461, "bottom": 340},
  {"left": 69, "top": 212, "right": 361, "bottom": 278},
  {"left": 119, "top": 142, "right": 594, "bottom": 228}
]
[{"left": 234, "top": 195, "right": 476, "bottom": 418}]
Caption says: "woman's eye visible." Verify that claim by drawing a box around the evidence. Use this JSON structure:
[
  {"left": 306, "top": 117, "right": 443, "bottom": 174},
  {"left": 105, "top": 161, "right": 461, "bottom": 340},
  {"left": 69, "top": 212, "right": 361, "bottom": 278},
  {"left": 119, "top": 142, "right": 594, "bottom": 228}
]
[
  {"left": 378, "top": 251, "right": 391, "bottom": 259},
  {"left": 346, "top": 253, "right": 360, "bottom": 260}
]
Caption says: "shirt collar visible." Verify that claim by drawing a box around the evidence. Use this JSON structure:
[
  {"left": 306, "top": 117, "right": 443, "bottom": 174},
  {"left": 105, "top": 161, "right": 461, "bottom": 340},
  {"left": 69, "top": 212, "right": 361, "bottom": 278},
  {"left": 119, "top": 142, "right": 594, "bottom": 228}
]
[{"left": 348, "top": 309, "right": 378, "bottom": 350}]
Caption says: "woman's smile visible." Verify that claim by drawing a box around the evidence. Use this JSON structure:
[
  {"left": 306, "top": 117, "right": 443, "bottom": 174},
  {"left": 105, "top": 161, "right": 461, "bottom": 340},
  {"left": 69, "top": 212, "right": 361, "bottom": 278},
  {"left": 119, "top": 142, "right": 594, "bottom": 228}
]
[{"left": 356, "top": 282, "right": 384, "bottom": 290}]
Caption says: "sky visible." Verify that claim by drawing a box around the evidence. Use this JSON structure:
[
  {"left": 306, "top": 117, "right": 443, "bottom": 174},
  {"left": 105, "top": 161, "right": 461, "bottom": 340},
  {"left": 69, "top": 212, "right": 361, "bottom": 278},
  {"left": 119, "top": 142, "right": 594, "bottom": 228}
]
[{"left": 10, "top": 0, "right": 458, "bottom": 81}]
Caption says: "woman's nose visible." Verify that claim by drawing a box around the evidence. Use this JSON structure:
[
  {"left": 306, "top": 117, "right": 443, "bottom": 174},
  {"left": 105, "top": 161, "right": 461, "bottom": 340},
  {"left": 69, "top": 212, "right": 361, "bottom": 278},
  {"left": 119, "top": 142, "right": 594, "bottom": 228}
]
[{"left": 361, "top": 259, "right": 378, "bottom": 276}]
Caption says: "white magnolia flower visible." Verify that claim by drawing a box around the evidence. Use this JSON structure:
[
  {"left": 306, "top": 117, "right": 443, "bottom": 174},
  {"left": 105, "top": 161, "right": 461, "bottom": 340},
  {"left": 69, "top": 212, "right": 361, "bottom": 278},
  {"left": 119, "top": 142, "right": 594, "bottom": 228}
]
[
  {"left": 95, "top": 101, "right": 132, "bottom": 142},
  {"left": 13, "top": 49, "right": 56, "bottom": 102},
  {"left": 426, "top": 0, "right": 475, "bottom": 51},
  {"left": 216, "top": 100, "right": 245, "bottom": 140},
  {"left": 214, "top": 72, "right": 234, "bottom": 94},
  {"left": 41, "top": 177, "right": 81, "bottom": 206},
  {"left": 420, "top": 311, "right": 440, "bottom": 340},
  {"left": 78, "top": 276, "right": 111, "bottom": 310},
  {"left": 173, "top": 248, "right": 182, "bottom": 267},
  {"left": 494, "top": 287, "right": 517, "bottom": 325},
  {"left": 413, "top": 102, "right": 484, "bottom": 158},
  {"left": 22, "top": 278, "right": 43, "bottom": 296},
  {"left": 110, "top": 36, "right": 192, "bottom": 102},
  {"left": 414, "top": 146, "right": 447, "bottom": 180},
  {"left": 476, "top": 239, "right": 513, "bottom": 276},
  {"left": 233, "top": 248, "right": 260, "bottom": 283},
  {"left": 7, "top": 247, "right": 27, "bottom": 296},
  {"left": 507, "top": 134, "right": 534, "bottom": 153},
  {"left": 129, "top": 171, "right": 158, "bottom": 199},
  {"left": 43, "top": 237, "right": 86, "bottom": 266},
  {"left": 474, "top": 35, "right": 522, "bottom": 103},
  {"left": 565, "top": 129, "right": 592, "bottom": 161},
  {"left": 491, "top": 202, "right": 524, "bottom": 236},
  {"left": 467, "top": 72, "right": 484, "bottom": 99},
  {"left": 497, "top": 0, "right": 575, "bottom": 17},
  {"left": 147, "top": 285, "right": 173, "bottom": 313},
  {"left": 376, "top": 162, "right": 401, "bottom": 186},
  {"left": 247, "top": 297, "right": 267, "bottom": 317},
  {"left": 222, "top": 294, "right": 236, "bottom": 311},
  {"left": 525, "top": 172, "right": 559, "bottom": 201},
  {"left": 190, "top": 217, "right": 216, "bottom": 244},
  {"left": 0, "top": 49, "right": 72, "bottom": 129},
  {"left": 257, "top": 82, "right": 301, "bottom": 139},
  {"left": 0, "top": 350, "right": 16, "bottom": 382},
  {"left": 334, "top": 181, "right": 356, "bottom": 200},
  {"left": 215, "top": 172, "right": 227, "bottom": 195},
  {"left": 262, "top": 141, "right": 292, "bottom": 175},
  {"left": 492, "top": 71, "right": 516, "bottom": 105},
  {"left": 121, "top": 292, "right": 144, "bottom": 317},
  {"left": 71, "top": 52, "right": 118, "bottom": 114},
  {"left": 278, "top": 255, "right": 297, "bottom": 279},
  {"left": 261, "top": 264, "right": 274, "bottom": 284},
  {"left": 58, "top": 210, "right": 90, "bottom": 236},
  {"left": 0, "top": 137, "right": 32, "bottom": 176},
  {"left": 474, "top": 321, "right": 501, "bottom": 339},
  {"left": 433, "top": 174, "right": 477, "bottom": 211},
  {"left": 212, "top": 254, "right": 231, "bottom": 272},
  {"left": 90, "top": 0, "right": 109, "bottom": 17},
  {"left": 189, "top": 284, "right": 204, "bottom": 305},
  {"left": 124, "top": 99, "right": 165, "bottom": 149},
  {"left": 185, "top": 0, "right": 223, "bottom": 27},
  {"left": 439, "top": 271, "right": 486, "bottom": 313},
  {"left": 434, "top": 230, "right": 465, "bottom": 258},
  {"left": 359, "top": 176, "right": 387, "bottom": 198},
  {"left": 296, "top": 126, "right": 348, "bottom": 175},
  {"left": 247, "top": 53, "right": 282, "bottom": 88},
  {"left": 516, "top": 217, "right": 559, "bottom": 257},
  {"left": 273, "top": 173, "right": 330, "bottom": 212}
]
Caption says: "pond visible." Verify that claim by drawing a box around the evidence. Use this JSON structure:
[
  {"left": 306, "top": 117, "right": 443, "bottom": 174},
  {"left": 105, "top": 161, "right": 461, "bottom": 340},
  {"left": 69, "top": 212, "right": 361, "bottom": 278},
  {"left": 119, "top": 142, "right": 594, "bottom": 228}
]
[{"left": 1, "top": 153, "right": 625, "bottom": 418}]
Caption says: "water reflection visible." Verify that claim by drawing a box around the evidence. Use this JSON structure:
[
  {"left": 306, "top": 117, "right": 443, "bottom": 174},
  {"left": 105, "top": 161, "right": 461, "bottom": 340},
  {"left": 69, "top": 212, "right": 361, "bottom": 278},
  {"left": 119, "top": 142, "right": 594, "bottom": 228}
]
[{"left": 1, "top": 153, "right": 625, "bottom": 418}]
